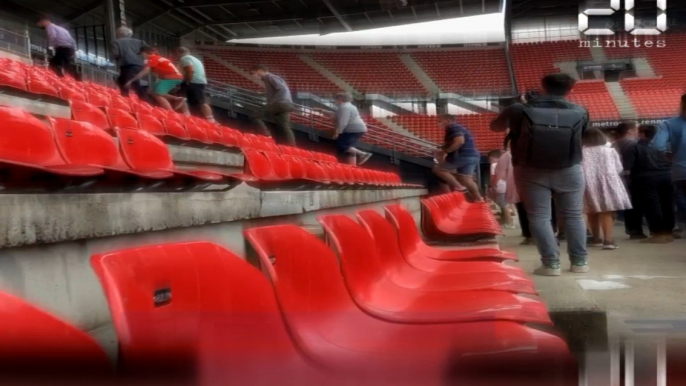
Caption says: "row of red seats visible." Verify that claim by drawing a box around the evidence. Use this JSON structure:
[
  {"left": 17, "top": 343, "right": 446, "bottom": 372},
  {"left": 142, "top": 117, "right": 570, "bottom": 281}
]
[
  {"left": 244, "top": 149, "right": 407, "bottom": 188},
  {"left": 422, "top": 192, "right": 504, "bottom": 240},
  {"left": 0, "top": 204, "right": 574, "bottom": 384}
]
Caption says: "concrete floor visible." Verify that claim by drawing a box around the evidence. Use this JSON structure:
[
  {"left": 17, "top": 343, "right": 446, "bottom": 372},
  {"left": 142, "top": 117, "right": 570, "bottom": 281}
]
[
  {"left": 501, "top": 225, "right": 686, "bottom": 339},
  {"left": 501, "top": 225, "right": 686, "bottom": 386}
]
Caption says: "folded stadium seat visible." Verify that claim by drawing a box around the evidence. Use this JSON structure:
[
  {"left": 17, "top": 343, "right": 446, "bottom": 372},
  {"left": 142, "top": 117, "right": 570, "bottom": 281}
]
[
  {"left": 26, "top": 77, "right": 60, "bottom": 98},
  {"left": 114, "top": 128, "right": 242, "bottom": 188},
  {"left": 47, "top": 117, "right": 174, "bottom": 187},
  {"left": 180, "top": 116, "right": 212, "bottom": 145},
  {"left": 318, "top": 215, "right": 551, "bottom": 325},
  {"left": 86, "top": 88, "right": 111, "bottom": 108},
  {"left": 71, "top": 100, "right": 109, "bottom": 131},
  {"left": 0, "top": 291, "right": 112, "bottom": 378},
  {"left": 149, "top": 109, "right": 190, "bottom": 140},
  {"left": 204, "top": 123, "right": 225, "bottom": 145},
  {"left": 108, "top": 94, "right": 133, "bottom": 112},
  {"left": 421, "top": 194, "right": 503, "bottom": 240},
  {"left": 0, "top": 107, "right": 104, "bottom": 189},
  {"left": 244, "top": 225, "right": 575, "bottom": 384},
  {"left": 356, "top": 210, "right": 531, "bottom": 290},
  {"left": 0, "top": 68, "right": 28, "bottom": 91},
  {"left": 384, "top": 204, "right": 518, "bottom": 263},
  {"left": 59, "top": 84, "right": 88, "bottom": 102},
  {"left": 220, "top": 128, "right": 243, "bottom": 148},
  {"left": 106, "top": 107, "right": 139, "bottom": 131},
  {"left": 129, "top": 98, "right": 153, "bottom": 114},
  {"left": 136, "top": 113, "right": 167, "bottom": 137}
]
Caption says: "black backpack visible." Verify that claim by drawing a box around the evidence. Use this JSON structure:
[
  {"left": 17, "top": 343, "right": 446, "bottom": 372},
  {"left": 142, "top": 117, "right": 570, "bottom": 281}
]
[{"left": 511, "top": 99, "right": 586, "bottom": 169}]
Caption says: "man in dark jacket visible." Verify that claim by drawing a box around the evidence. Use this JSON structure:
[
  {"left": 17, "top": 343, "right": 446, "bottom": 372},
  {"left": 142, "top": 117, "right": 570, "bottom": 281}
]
[
  {"left": 112, "top": 26, "right": 149, "bottom": 100},
  {"left": 612, "top": 121, "right": 646, "bottom": 239},
  {"left": 623, "top": 124, "right": 674, "bottom": 243}
]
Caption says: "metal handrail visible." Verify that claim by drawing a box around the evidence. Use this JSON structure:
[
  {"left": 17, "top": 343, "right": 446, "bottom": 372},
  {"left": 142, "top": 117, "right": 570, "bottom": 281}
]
[
  {"left": 0, "top": 26, "right": 30, "bottom": 59},
  {"left": 205, "top": 79, "right": 437, "bottom": 157}
]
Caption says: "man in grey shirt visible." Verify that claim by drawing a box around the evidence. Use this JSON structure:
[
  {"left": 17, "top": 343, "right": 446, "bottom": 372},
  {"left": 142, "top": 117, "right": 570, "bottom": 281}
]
[
  {"left": 332, "top": 92, "right": 372, "bottom": 165},
  {"left": 112, "top": 26, "right": 149, "bottom": 100},
  {"left": 250, "top": 65, "right": 295, "bottom": 145}
]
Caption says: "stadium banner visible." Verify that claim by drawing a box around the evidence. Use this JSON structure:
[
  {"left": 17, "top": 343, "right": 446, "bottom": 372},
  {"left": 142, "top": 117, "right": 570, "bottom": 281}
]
[
  {"left": 591, "top": 118, "right": 672, "bottom": 129},
  {"left": 209, "top": 42, "right": 503, "bottom": 49}
]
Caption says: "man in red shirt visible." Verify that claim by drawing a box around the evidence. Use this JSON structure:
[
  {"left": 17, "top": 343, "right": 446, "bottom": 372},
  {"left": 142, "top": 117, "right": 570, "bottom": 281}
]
[{"left": 125, "top": 47, "right": 188, "bottom": 113}]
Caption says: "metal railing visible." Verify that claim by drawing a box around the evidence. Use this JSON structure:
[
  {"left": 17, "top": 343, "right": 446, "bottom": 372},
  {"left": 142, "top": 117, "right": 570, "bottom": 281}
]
[
  {"left": 0, "top": 26, "right": 30, "bottom": 60},
  {"left": 205, "top": 80, "right": 438, "bottom": 158}
]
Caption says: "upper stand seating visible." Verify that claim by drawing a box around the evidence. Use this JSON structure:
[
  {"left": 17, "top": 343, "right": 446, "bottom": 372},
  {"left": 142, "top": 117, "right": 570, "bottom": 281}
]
[
  {"left": 567, "top": 81, "right": 621, "bottom": 120},
  {"left": 391, "top": 114, "right": 504, "bottom": 152},
  {"left": 200, "top": 48, "right": 340, "bottom": 94},
  {"left": 202, "top": 55, "right": 263, "bottom": 91},
  {"left": 510, "top": 40, "right": 593, "bottom": 92},
  {"left": 309, "top": 52, "right": 427, "bottom": 95},
  {"left": 411, "top": 49, "right": 512, "bottom": 94}
]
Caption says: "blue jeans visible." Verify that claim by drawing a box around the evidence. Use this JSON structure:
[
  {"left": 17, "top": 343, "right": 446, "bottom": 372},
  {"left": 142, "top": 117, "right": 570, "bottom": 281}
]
[{"left": 514, "top": 164, "right": 587, "bottom": 266}]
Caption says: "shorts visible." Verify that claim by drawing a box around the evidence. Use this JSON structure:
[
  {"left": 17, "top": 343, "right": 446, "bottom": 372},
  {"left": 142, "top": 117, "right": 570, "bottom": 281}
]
[
  {"left": 495, "top": 193, "right": 508, "bottom": 208},
  {"left": 439, "top": 157, "right": 480, "bottom": 176},
  {"left": 153, "top": 79, "right": 182, "bottom": 95},
  {"left": 184, "top": 83, "right": 206, "bottom": 106},
  {"left": 336, "top": 132, "right": 365, "bottom": 155}
]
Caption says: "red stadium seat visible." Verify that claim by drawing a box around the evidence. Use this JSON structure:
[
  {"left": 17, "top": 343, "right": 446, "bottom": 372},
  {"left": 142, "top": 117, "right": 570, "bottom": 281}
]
[
  {"left": 355, "top": 210, "right": 532, "bottom": 293},
  {"left": 0, "top": 107, "right": 103, "bottom": 185},
  {"left": 47, "top": 117, "right": 173, "bottom": 181},
  {"left": 59, "top": 85, "right": 88, "bottom": 102},
  {"left": 384, "top": 204, "right": 519, "bottom": 264},
  {"left": 0, "top": 291, "right": 111, "bottom": 376},
  {"left": 136, "top": 113, "right": 166, "bottom": 136},
  {"left": 150, "top": 109, "right": 190, "bottom": 140},
  {"left": 181, "top": 116, "right": 211, "bottom": 144},
  {"left": 109, "top": 94, "right": 133, "bottom": 112},
  {"left": 421, "top": 193, "right": 503, "bottom": 239},
  {"left": 244, "top": 225, "right": 573, "bottom": 382},
  {"left": 71, "top": 100, "right": 109, "bottom": 131},
  {"left": 318, "top": 214, "right": 549, "bottom": 324},
  {"left": 86, "top": 88, "right": 111, "bottom": 107},
  {"left": 27, "top": 78, "right": 61, "bottom": 98},
  {"left": 115, "top": 128, "right": 225, "bottom": 184},
  {"left": 0, "top": 68, "right": 27, "bottom": 91},
  {"left": 106, "top": 107, "right": 138, "bottom": 130}
]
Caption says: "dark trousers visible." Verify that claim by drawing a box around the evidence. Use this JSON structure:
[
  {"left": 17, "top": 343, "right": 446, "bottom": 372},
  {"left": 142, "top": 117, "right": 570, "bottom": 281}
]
[
  {"left": 255, "top": 102, "right": 295, "bottom": 146},
  {"left": 117, "top": 64, "right": 148, "bottom": 101},
  {"left": 516, "top": 199, "right": 557, "bottom": 238},
  {"left": 632, "top": 173, "right": 675, "bottom": 235},
  {"left": 49, "top": 46, "right": 78, "bottom": 79},
  {"left": 676, "top": 181, "right": 686, "bottom": 228},
  {"left": 622, "top": 177, "right": 645, "bottom": 236}
]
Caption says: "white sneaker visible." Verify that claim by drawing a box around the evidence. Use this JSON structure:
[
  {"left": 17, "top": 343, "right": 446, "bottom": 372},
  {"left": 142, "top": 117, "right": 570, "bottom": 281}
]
[
  {"left": 503, "top": 224, "right": 516, "bottom": 230},
  {"left": 571, "top": 264, "right": 590, "bottom": 273},
  {"left": 357, "top": 152, "right": 372, "bottom": 166},
  {"left": 602, "top": 243, "right": 619, "bottom": 250},
  {"left": 533, "top": 265, "right": 561, "bottom": 277}
]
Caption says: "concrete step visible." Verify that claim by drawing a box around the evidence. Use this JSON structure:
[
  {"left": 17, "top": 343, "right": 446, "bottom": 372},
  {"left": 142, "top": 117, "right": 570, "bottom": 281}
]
[
  {"left": 375, "top": 117, "right": 425, "bottom": 140},
  {"left": 299, "top": 54, "right": 359, "bottom": 95},
  {"left": 632, "top": 58, "right": 657, "bottom": 78},
  {"left": 605, "top": 82, "right": 638, "bottom": 119},
  {"left": 398, "top": 54, "right": 441, "bottom": 95},
  {"left": 590, "top": 46, "right": 608, "bottom": 62}
]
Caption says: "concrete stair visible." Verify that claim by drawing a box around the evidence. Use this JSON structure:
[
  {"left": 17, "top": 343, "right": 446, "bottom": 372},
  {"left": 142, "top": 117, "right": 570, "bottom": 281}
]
[
  {"left": 606, "top": 82, "right": 637, "bottom": 120},
  {"left": 299, "top": 54, "right": 359, "bottom": 95},
  {"left": 632, "top": 58, "right": 657, "bottom": 78},
  {"left": 590, "top": 45, "right": 607, "bottom": 62},
  {"left": 375, "top": 117, "right": 426, "bottom": 141},
  {"left": 201, "top": 50, "right": 263, "bottom": 88},
  {"left": 398, "top": 54, "right": 441, "bottom": 95}
]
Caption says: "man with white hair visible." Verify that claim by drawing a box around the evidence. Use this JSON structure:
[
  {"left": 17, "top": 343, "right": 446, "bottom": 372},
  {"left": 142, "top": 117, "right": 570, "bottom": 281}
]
[{"left": 112, "top": 26, "right": 149, "bottom": 99}]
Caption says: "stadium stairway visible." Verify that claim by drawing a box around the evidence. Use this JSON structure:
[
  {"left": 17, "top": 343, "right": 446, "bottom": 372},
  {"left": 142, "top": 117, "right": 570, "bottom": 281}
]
[
  {"left": 606, "top": 82, "right": 638, "bottom": 119},
  {"left": 398, "top": 54, "right": 442, "bottom": 95},
  {"left": 298, "top": 54, "right": 359, "bottom": 95}
]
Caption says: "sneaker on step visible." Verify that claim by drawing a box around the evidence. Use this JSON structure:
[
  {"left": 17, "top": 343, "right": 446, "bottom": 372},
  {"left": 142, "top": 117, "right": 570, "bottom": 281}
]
[
  {"left": 503, "top": 224, "right": 516, "bottom": 230},
  {"left": 588, "top": 239, "right": 604, "bottom": 248},
  {"left": 533, "top": 264, "right": 561, "bottom": 277},
  {"left": 357, "top": 152, "right": 372, "bottom": 166},
  {"left": 602, "top": 243, "right": 619, "bottom": 250},
  {"left": 570, "top": 262, "right": 590, "bottom": 273}
]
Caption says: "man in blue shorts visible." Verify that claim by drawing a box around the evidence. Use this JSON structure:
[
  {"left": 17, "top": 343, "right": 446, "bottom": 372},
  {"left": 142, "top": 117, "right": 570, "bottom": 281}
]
[{"left": 433, "top": 114, "right": 483, "bottom": 202}]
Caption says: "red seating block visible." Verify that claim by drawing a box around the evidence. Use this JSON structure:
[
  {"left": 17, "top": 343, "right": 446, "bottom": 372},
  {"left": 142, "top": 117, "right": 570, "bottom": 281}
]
[
  {"left": 71, "top": 100, "right": 109, "bottom": 131},
  {"left": 422, "top": 192, "right": 504, "bottom": 239}
]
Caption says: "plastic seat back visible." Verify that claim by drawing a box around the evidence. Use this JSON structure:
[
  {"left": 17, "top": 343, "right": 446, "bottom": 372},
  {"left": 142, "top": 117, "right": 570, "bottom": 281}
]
[
  {"left": 243, "top": 149, "right": 273, "bottom": 179},
  {"left": 59, "top": 85, "right": 87, "bottom": 102},
  {"left": 92, "top": 242, "right": 301, "bottom": 375},
  {"left": 284, "top": 156, "right": 305, "bottom": 179},
  {"left": 0, "top": 107, "right": 67, "bottom": 168},
  {"left": 106, "top": 107, "right": 139, "bottom": 129},
  {"left": 71, "top": 100, "right": 109, "bottom": 130},
  {"left": 48, "top": 117, "right": 130, "bottom": 170},
  {"left": 110, "top": 94, "right": 132, "bottom": 112},
  {"left": 384, "top": 205, "right": 424, "bottom": 253},
  {"left": 183, "top": 117, "right": 210, "bottom": 143},
  {"left": 356, "top": 210, "right": 408, "bottom": 270},
  {"left": 318, "top": 215, "right": 384, "bottom": 292},
  {"left": 137, "top": 113, "right": 166, "bottom": 136},
  {"left": 243, "top": 225, "right": 360, "bottom": 323},
  {"left": 0, "top": 291, "right": 111, "bottom": 375},
  {"left": 27, "top": 78, "right": 60, "bottom": 97},
  {"left": 115, "top": 127, "right": 175, "bottom": 170},
  {"left": 86, "top": 89, "right": 111, "bottom": 107},
  {"left": 0, "top": 69, "right": 27, "bottom": 91},
  {"left": 263, "top": 151, "right": 290, "bottom": 179},
  {"left": 158, "top": 111, "right": 189, "bottom": 139}
]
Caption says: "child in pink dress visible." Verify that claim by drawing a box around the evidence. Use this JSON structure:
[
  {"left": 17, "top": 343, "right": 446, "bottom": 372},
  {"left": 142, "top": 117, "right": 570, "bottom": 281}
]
[{"left": 581, "top": 128, "right": 632, "bottom": 250}]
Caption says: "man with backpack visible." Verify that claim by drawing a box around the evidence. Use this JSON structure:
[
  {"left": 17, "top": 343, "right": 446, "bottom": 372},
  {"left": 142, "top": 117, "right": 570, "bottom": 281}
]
[{"left": 491, "top": 74, "right": 589, "bottom": 276}]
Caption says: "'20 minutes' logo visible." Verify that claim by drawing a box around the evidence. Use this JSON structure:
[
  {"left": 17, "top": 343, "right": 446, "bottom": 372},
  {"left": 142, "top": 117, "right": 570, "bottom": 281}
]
[{"left": 579, "top": 0, "right": 667, "bottom": 36}]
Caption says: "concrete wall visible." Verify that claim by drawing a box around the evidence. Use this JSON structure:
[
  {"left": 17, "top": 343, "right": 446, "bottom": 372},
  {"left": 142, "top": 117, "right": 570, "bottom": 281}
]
[{"left": 0, "top": 185, "right": 425, "bottom": 357}]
